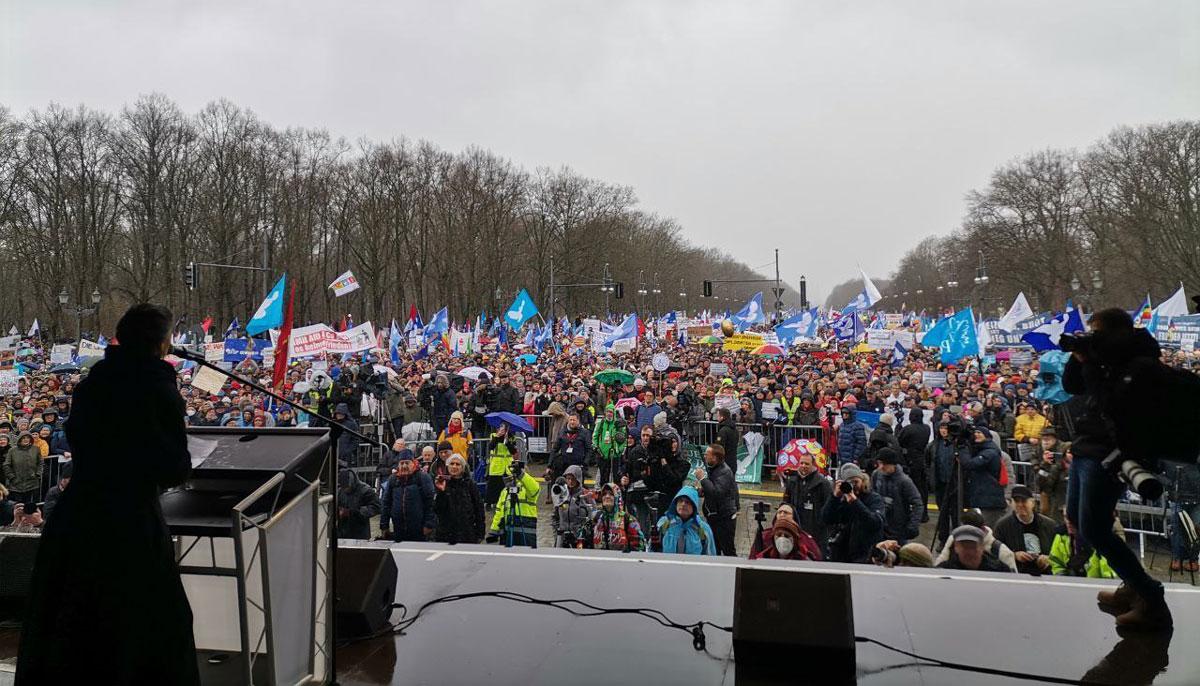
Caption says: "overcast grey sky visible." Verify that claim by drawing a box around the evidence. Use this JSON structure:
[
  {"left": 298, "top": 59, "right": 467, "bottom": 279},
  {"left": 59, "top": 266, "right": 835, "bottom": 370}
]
[{"left": 3, "top": 1, "right": 1198, "bottom": 302}]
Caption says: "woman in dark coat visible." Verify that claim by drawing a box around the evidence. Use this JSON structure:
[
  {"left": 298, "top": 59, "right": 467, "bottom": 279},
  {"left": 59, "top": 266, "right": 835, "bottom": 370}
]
[
  {"left": 433, "top": 453, "right": 485, "bottom": 543},
  {"left": 18, "top": 304, "right": 198, "bottom": 686}
]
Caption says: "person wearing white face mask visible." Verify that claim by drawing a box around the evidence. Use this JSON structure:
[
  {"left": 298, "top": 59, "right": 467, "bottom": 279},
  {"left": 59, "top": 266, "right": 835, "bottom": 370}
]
[{"left": 748, "top": 517, "right": 820, "bottom": 561}]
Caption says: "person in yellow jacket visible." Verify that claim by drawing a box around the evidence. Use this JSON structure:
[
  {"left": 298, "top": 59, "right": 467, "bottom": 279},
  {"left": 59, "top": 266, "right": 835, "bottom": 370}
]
[
  {"left": 485, "top": 424, "right": 526, "bottom": 506},
  {"left": 487, "top": 461, "right": 540, "bottom": 547},
  {"left": 1049, "top": 520, "right": 1116, "bottom": 578},
  {"left": 1013, "top": 403, "right": 1049, "bottom": 445},
  {"left": 437, "top": 411, "right": 474, "bottom": 462}
]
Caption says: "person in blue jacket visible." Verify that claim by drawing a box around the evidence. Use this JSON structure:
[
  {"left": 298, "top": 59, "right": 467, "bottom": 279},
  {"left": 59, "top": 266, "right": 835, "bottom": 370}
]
[
  {"left": 656, "top": 486, "right": 717, "bottom": 555},
  {"left": 837, "top": 404, "right": 868, "bottom": 466},
  {"left": 380, "top": 454, "right": 436, "bottom": 542}
]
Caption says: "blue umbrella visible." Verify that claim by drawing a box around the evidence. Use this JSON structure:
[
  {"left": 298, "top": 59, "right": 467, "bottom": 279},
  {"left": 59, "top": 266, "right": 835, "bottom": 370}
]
[
  {"left": 485, "top": 411, "right": 534, "bottom": 434},
  {"left": 516, "top": 353, "right": 537, "bottom": 366}
]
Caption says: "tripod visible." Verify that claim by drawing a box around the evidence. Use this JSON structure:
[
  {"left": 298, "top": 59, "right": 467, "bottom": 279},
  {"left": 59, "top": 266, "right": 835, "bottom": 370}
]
[{"left": 931, "top": 443, "right": 967, "bottom": 552}]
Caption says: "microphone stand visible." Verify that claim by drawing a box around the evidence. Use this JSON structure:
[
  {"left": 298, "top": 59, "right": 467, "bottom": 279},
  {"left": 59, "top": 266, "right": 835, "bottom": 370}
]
[{"left": 173, "top": 346, "right": 390, "bottom": 684}]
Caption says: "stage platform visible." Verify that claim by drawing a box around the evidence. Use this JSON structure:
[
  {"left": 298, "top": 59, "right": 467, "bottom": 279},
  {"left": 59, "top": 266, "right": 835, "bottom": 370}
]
[{"left": 334, "top": 542, "right": 1199, "bottom": 686}]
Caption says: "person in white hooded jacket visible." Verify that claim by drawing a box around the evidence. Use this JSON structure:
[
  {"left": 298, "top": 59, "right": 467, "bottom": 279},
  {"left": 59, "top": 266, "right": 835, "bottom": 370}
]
[{"left": 933, "top": 509, "right": 1018, "bottom": 572}]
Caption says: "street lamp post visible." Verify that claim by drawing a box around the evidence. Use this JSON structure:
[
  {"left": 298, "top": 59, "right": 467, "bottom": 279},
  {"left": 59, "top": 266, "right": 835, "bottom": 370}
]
[
  {"left": 652, "top": 272, "right": 662, "bottom": 317},
  {"left": 679, "top": 278, "right": 687, "bottom": 317},
  {"left": 973, "top": 250, "right": 989, "bottom": 313},
  {"left": 60, "top": 287, "right": 102, "bottom": 342},
  {"left": 637, "top": 269, "right": 648, "bottom": 319}
]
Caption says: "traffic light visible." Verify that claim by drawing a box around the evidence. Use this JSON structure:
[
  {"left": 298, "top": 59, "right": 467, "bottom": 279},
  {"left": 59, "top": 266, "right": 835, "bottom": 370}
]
[
  {"left": 184, "top": 261, "right": 196, "bottom": 290},
  {"left": 775, "top": 300, "right": 784, "bottom": 310},
  {"left": 702, "top": 280, "right": 713, "bottom": 298},
  {"left": 614, "top": 282, "right": 625, "bottom": 299}
]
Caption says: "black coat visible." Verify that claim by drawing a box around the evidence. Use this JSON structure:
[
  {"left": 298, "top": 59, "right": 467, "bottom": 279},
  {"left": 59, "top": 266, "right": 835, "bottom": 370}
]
[
  {"left": 870, "top": 466, "right": 923, "bottom": 542},
  {"left": 338, "top": 472, "right": 383, "bottom": 540},
  {"left": 17, "top": 345, "right": 199, "bottom": 686},
  {"left": 783, "top": 470, "right": 833, "bottom": 543},
  {"left": 429, "top": 386, "right": 459, "bottom": 435},
  {"left": 550, "top": 428, "right": 593, "bottom": 473},
  {"left": 490, "top": 384, "right": 522, "bottom": 414},
  {"left": 699, "top": 461, "right": 740, "bottom": 520},
  {"left": 866, "top": 424, "right": 901, "bottom": 471},
  {"left": 434, "top": 475, "right": 485, "bottom": 544},
  {"left": 382, "top": 471, "right": 436, "bottom": 541},
  {"left": 715, "top": 419, "right": 740, "bottom": 471},
  {"left": 896, "top": 415, "right": 931, "bottom": 473},
  {"left": 821, "top": 489, "right": 886, "bottom": 563},
  {"left": 961, "top": 439, "right": 1006, "bottom": 510}
]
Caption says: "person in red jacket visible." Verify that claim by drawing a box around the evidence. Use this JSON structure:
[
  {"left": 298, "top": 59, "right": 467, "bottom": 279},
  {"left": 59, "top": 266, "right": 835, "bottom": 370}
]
[{"left": 750, "top": 517, "right": 821, "bottom": 561}]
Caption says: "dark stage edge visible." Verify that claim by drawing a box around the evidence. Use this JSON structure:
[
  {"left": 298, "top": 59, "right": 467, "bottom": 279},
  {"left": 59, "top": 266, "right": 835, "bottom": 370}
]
[{"left": 334, "top": 542, "right": 1199, "bottom": 686}]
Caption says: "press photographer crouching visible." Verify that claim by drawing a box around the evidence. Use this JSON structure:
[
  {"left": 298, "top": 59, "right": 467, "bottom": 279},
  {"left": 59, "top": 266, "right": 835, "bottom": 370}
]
[
  {"left": 1061, "top": 307, "right": 1200, "bottom": 629},
  {"left": 821, "top": 462, "right": 886, "bottom": 563}
]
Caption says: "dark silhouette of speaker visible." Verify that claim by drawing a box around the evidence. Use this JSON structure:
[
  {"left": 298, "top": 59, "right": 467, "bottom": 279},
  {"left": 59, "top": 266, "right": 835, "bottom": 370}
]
[
  {"left": 336, "top": 547, "right": 398, "bottom": 639},
  {"left": 733, "top": 567, "right": 855, "bottom": 684}
]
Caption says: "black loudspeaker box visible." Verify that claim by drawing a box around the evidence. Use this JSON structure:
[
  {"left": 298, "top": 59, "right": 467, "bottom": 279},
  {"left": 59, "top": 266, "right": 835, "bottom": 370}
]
[{"left": 336, "top": 547, "right": 398, "bottom": 640}]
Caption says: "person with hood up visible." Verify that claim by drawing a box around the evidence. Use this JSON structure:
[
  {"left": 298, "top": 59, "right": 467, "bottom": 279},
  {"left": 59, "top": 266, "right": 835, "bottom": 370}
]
[
  {"left": 488, "top": 460, "right": 541, "bottom": 547},
  {"left": 3, "top": 431, "right": 42, "bottom": 504},
  {"left": 695, "top": 443, "right": 740, "bottom": 556},
  {"left": 331, "top": 403, "right": 361, "bottom": 463},
  {"left": 794, "top": 394, "right": 820, "bottom": 426},
  {"left": 592, "top": 404, "right": 627, "bottom": 486},
  {"left": 426, "top": 373, "right": 459, "bottom": 436},
  {"left": 586, "top": 482, "right": 644, "bottom": 552},
  {"left": 836, "top": 405, "right": 868, "bottom": 466},
  {"left": 380, "top": 454, "right": 436, "bottom": 542},
  {"left": 870, "top": 448, "right": 923, "bottom": 545},
  {"left": 962, "top": 422, "right": 1008, "bottom": 528},
  {"left": 433, "top": 454, "right": 485, "bottom": 544},
  {"left": 550, "top": 464, "right": 595, "bottom": 548},
  {"left": 437, "top": 410, "right": 473, "bottom": 464},
  {"left": 750, "top": 517, "right": 821, "bottom": 561},
  {"left": 337, "top": 468, "right": 382, "bottom": 541},
  {"left": 896, "top": 406, "right": 932, "bottom": 522},
  {"left": 656, "top": 486, "right": 717, "bottom": 555},
  {"left": 865, "top": 413, "right": 901, "bottom": 473},
  {"left": 821, "top": 462, "right": 886, "bottom": 563}
]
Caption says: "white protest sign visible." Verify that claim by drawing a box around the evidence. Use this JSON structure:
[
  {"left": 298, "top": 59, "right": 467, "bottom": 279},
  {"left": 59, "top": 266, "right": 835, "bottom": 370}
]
[
  {"left": 77, "top": 339, "right": 105, "bottom": 359},
  {"left": 709, "top": 363, "right": 729, "bottom": 377},
  {"left": 0, "top": 369, "right": 19, "bottom": 394},
  {"left": 204, "top": 341, "right": 225, "bottom": 363},
  {"left": 894, "top": 331, "right": 915, "bottom": 351},
  {"left": 1181, "top": 334, "right": 1197, "bottom": 353},
  {"left": 289, "top": 322, "right": 377, "bottom": 358},
  {"left": 190, "top": 365, "right": 227, "bottom": 395},
  {"left": 922, "top": 371, "right": 948, "bottom": 388},
  {"left": 0, "top": 335, "right": 18, "bottom": 352},
  {"left": 610, "top": 338, "right": 635, "bottom": 355},
  {"left": 865, "top": 329, "right": 895, "bottom": 351},
  {"left": 652, "top": 353, "right": 670, "bottom": 372},
  {"left": 50, "top": 344, "right": 73, "bottom": 364}
]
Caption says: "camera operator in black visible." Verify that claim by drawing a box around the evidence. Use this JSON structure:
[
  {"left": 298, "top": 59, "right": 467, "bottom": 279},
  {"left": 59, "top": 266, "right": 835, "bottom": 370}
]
[
  {"left": 821, "top": 462, "right": 886, "bottom": 563},
  {"left": 782, "top": 451, "right": 832, "bottom": 553},
  {"left": 695, "top": 443, "right": 740, "bottom": 556},
  {"left": 1062, "top": 308, "right": 1170, "bottom": 628}
]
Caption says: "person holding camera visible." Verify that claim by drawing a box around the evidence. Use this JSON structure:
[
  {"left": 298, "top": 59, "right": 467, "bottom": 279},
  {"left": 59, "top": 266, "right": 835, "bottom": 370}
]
[
  {"left": 781, "top": 452, "right": 832, "bottom": 551},
  {"left": 821, "top": 462, "right": 886, "bottom": 564},
  {"left": 551, "top": 464, "right": 595, "bottom": 548},
  {"left": 897, "top": 406, "right": 932, "bottom": 522},
  {"left": 549, "top": 413, "right": 592, "bottom": 483},
  {"left": 485, "top": 424, "right": 524, "bottom": 507},
  {"left": 1034, "top": 429, "right": 1070, "bottom": 524},
  {"left": 871, "top": 539, "right": 934, "bottom": 568},
  {"left": 695, "top": 443, "right": 739, "bottom": 556},
  {"left": 487, "top": 460, "right": 540, "bottom": 547},
  {"left": 1062, "top": 308, "right": 1172, "bottom": 628},
  {"left": 714, "top": 407, "right": 741, "bottom": 472},
  {"left": 871, "top": 448, "right": 923, "bottom": 545},
  {"left": 936, "top": 525, "right": 1012, "bottom": 572}
]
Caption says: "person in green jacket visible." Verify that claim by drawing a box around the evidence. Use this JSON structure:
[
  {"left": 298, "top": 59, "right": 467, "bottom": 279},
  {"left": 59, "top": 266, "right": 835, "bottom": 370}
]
[
  {"left": 487, "top": 462, "right": 541, "bottom": 548},
  {"left": 1049, "top": 520, "right": 1116, "bottom": 578},
  {"left": 592, "top": 404, "right": 626, "bottom": 486},
  {"left": 2, "top": 432, "right": 42, "bottom": 504}
]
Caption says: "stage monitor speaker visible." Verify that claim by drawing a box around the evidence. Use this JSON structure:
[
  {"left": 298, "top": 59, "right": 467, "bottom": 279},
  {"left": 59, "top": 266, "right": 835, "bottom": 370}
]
[
  {"left": 733, "top": 567, "right": 855, "bottom": 685},
  {"left": 336, "top": 547, "right": 398, "bottom": 640},
  {"left": 0, "top": 533, "right": 39, "bottom": 621}
]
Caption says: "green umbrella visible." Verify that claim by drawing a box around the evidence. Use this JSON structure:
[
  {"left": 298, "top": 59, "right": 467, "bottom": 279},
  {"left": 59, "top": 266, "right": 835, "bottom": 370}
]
[{"left": 594, "top": 368, "right": 635, "bottom": 385}]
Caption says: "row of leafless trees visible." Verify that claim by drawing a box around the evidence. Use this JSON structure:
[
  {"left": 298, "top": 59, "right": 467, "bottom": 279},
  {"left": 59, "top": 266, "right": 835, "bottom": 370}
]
[
  {"left": 830, "top": 121, "right": 1199, "bottom": 317},
  {"left": 0, "top": 95, "right": 784, "bottom": 338}
]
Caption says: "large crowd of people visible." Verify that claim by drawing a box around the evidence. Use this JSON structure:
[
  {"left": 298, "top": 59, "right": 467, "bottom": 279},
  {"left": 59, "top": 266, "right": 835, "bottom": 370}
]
[{"left": 4, "top": 316, "right": 1199, "bottom": 605}]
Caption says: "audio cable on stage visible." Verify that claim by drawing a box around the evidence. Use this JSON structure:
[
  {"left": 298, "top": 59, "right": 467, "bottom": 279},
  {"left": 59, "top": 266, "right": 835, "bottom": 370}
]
[{"left": 340, "top": 591, "right": 1102, "bottom": 684}]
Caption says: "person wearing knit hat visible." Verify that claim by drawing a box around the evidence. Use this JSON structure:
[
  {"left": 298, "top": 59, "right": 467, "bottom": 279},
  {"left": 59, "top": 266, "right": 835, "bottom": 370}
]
[
  {"left": 748, "top": 517, "right": 821, "bottom": 561},
  {"left": 870, "top": 447, "right": 922, "bottom": 544},
  {"left": 437, "top": 410, "right": 473, "bottom": 467},
  {"left": 897, "top": 542, "right": 934, "bottom": 568},
  {"left": 822, "top": 460, "right": 887, "bottom": 564}
]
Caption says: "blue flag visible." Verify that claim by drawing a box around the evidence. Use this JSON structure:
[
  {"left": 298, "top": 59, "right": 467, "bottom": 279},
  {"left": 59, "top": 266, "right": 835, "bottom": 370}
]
[
  {"left": 389, "top": 319, "right": 403, "bottom": 364},
  {"left": 1021, "top": 307, "right": 1084, "bottom": 352},
  {"left": 503, "top": 289, "right": 539, "bottom": 330},
  {"left": 224, "top": 318, "right": 239, "bottom": 338},
  {"left": 603, "top": 314, "right": 638, "bottom": 347},
  {"left": 424, "top": 307, "right": 449, "bottom": 343},
  {"left": 731, "top": 292, "right": 766, "bottom": 330},
  {"left": 938, "top": 307, "right": 980, "bottom": 363},
  {"left": 892, "top": 339, "right": 908, "bottom": 367},
  {"left": 921, "top": 315, "right": 950, "bottom": 349},
  {"left": 832, "top": 312, "right": 857, "bottom": 341},
  {"left": 775, "top": 308, "right": 818, "bottom": 344},
  {"left": 246, "top": 275, "right": 286, "bottom": 336}
]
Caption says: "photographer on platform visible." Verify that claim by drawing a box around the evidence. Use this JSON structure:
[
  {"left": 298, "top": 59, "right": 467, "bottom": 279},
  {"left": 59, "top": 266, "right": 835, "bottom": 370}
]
[
  {"left": 821, "top": 462, "right": 886, "bottom": 564},
  {"left": 1062, "top": 307, "right": 1171, "bottom": 628}
]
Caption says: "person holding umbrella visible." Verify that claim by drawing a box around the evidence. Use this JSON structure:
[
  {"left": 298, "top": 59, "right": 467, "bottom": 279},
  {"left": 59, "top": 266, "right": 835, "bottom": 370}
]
[{"left": 484, "top": 413, "right": 530, "bottom": 507}]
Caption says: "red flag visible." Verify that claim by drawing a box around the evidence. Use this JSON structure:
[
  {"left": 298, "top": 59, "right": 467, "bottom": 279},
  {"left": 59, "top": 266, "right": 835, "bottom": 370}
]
[
  {"left": 636, "top": 316, "right": 646, "bottom": 338},
  {"left": 200, "top": 316, "right": 213, "bottom": 334},
  {"left": 337, "top": 315, "right": 347, "bottom": 332},
  {"left": 272, "top": 283, "right": 295, "bottom": 389}
]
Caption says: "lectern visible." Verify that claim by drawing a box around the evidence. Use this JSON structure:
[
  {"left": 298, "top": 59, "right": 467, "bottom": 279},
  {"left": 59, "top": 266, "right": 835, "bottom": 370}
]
[{"left": 162, "top": 427, "right": 334, "bottom": 686}]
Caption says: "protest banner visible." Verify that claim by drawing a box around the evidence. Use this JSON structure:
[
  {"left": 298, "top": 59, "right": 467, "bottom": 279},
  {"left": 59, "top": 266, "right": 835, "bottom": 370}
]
[
  {"left": 204, "top": 341, "right": 225, "bottom": 363},
  {"left": 50, "top": 344, "right": 74, "bottom": 364},
  {"left": 77, "top": 339, "right": 106, "bottom": 358},
  {"left": 1010, "top": 350, "right": 1034, "bottom": 366},
  {"left": 709, "top": 362, "right": 729, "bottom": 377},
  {"left": 884, "top": 313, "right": 904, "bottom": 329},
  {"left": 721, "top": 332, "right": 765, "bottom": 352},
  {"left": 288, "top": 322, "right": 377, "bottom": 358},
  {"left": 223, "top": 338, "right": 264, "bottom": 363},
  {"left": 686, "top": 325, "right": 711, "bottom": 339},
  {"left": 0, "top": 335, "right": 18, "bottom": 352},
  {"left": 610, "top": 338, "right": 635, "bottom": 355},
  {"left": 0, "top": 351, "right": 14, "bottom": 370},
  {"left": 922, "top": 371, "right": 948, "bottom": 388},
  {"left": 894, "top": 330, "right": 915, "bottom": 351},
  {"left": 0, "top": 369, "right": 19, "bottom": 394},
  {"left": 865, "top": 329, "right": 895, "bottom": 351}
]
